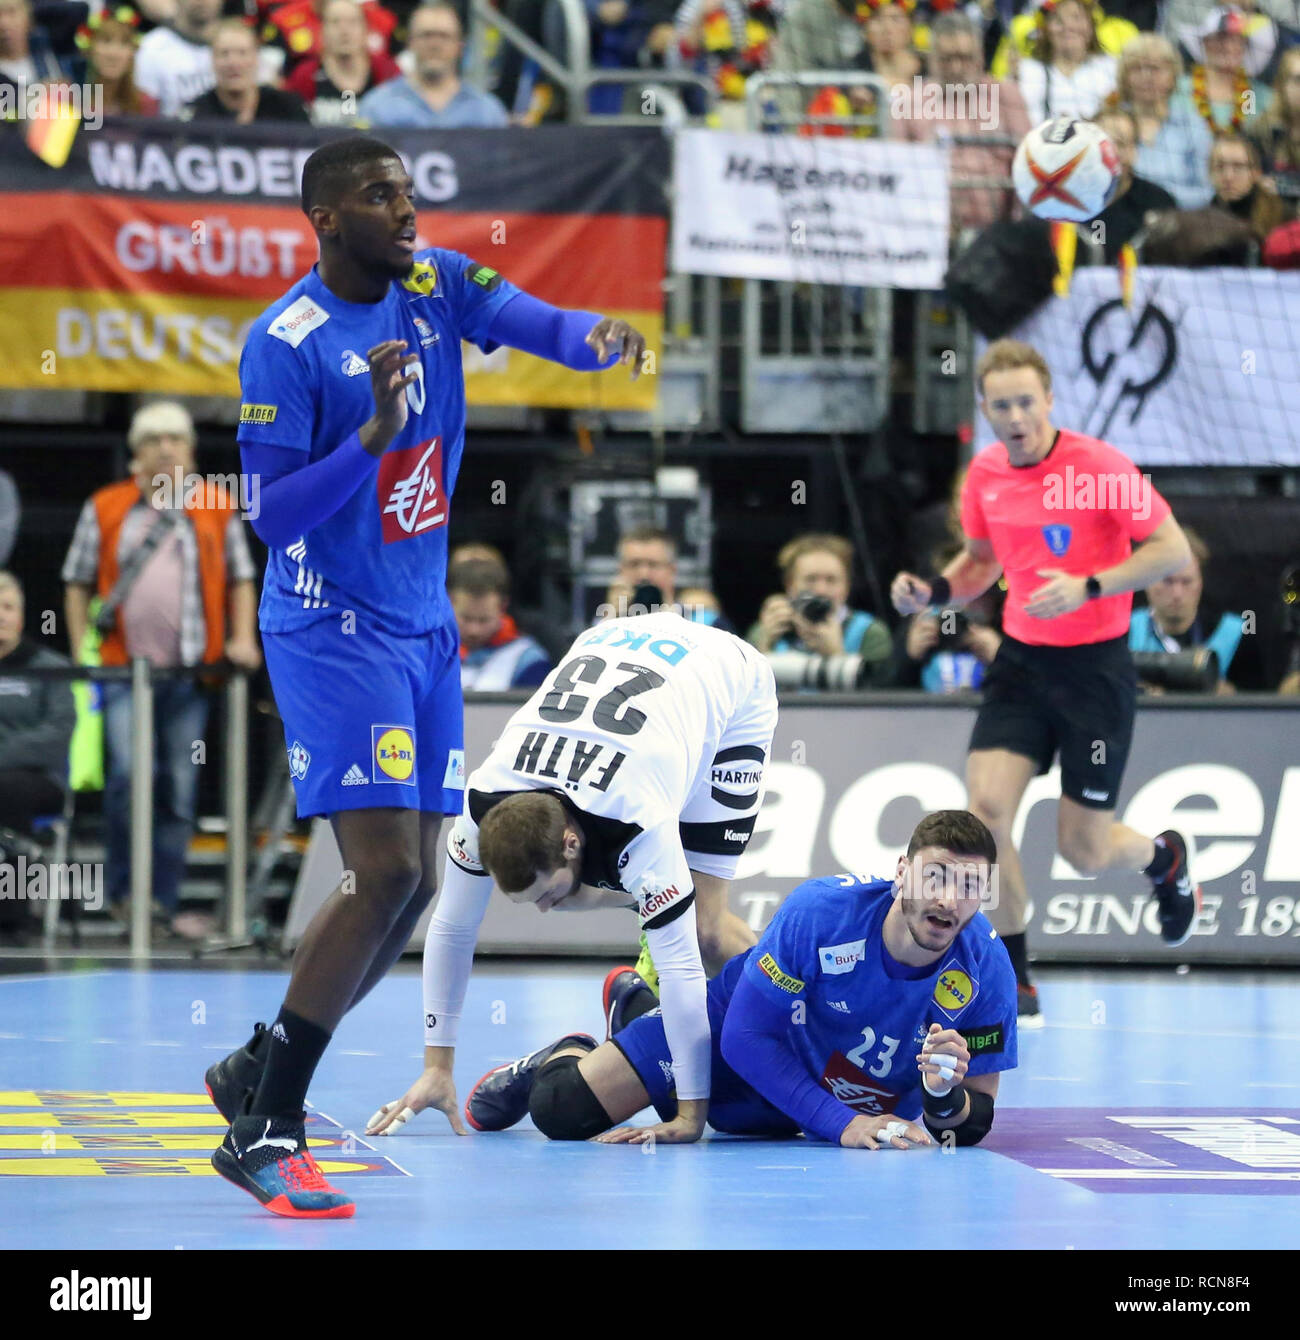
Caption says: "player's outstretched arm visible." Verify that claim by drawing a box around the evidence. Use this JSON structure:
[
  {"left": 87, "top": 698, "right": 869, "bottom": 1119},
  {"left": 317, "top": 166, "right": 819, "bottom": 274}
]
[
  {"left": 719, "top": 974, "right": 928, "bottom": 1148},
  {"left": 891, "top": 538, "right": 1002, "bottom": 616},
  {"left": 366, "top": 837, "right": 494, "bottom": 1136},
  {"left": 484, "top": 293, "right": 646, "bottom": 378}
]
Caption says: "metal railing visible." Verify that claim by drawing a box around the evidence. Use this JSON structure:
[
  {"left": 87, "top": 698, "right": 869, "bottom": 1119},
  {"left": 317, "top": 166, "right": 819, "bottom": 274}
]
[{"left": 12, "top": 661, "right": 250, "bottom": 960}]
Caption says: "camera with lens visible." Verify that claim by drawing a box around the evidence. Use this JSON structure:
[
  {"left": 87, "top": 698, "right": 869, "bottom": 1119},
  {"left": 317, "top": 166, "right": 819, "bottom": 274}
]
[
  {"left": 790, "top": 591, "right": 834, "bottom": 624},
  {"left": 1132, "top": 648, "right": 1220, "bottom": 693},
  {"left": 767, "top": 650, "right": 872, "bottom": 691}
]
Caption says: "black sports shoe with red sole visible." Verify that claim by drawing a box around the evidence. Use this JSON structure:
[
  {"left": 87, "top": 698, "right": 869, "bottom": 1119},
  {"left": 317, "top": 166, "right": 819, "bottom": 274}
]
[
  {"left": 205, "top": 1023, "right": 267, "bottom": 1123},
  {"left": 464, "top": 1033, "right": 597, "bottom": 1132},
  {"left": 1149, "top": 829, "right": 1201, "bottom": 948}
]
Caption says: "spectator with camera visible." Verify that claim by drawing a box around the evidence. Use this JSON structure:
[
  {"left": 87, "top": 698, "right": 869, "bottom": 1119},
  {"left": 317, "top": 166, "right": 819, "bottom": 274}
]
[
  {"left": 1128, "top": 527, "right": 1244, "bottom": 693},
  {"left": 449, "top": 555, "right": 553, "bottom": 692},
  {"left": 603, "top": 526, "right": 734, "bottom": 631},
  {"left": 0, "top": 572, "right": 76, "bottom": 944},
  {"left": 751, "top": 533, "right": 892, "bottom": 691}
]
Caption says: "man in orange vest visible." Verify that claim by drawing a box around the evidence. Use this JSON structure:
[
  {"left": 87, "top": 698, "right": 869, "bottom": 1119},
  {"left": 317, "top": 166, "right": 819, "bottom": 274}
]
[{"left": 62, "top": 402, "right": 262, "bottom": 939}]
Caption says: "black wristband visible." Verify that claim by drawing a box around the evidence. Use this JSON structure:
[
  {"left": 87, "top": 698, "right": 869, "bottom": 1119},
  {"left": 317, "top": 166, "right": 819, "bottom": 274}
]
[
  {"left": 1085, "top": 575, "right": 1103, "bottom": 600},
  {"left": 927, "top": 576, "right": 952, "bottom": 607},
  {"left": 922, "top": 1079, "right": 966, "bottom": 1122}
]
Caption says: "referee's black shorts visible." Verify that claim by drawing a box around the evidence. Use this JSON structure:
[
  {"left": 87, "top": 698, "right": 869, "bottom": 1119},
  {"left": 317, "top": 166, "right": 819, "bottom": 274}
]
[{"left": 968, "top": 633, "right": 1137, "bottom": 810}]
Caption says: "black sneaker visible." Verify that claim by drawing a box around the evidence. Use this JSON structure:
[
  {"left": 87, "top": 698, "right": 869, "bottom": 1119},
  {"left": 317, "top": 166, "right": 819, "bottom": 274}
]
[
  {"left": 1017, "top": 984, "right": 1044, "bottom": 1030},
  {"left": 601, "top": 965, "right": 656, "bottom": 1040},
  {"left": 205, "top": 1023, "right": 268, "bottom": 1123},
  {"left": 212, "top": 1106, "right": 353, "bottom": 1219},
  {"left": 1150, "top": 830, "right": 1201, "bottom": 948},
  {"left": 464, "top": 1033, "right": 597, "bottom": 1133}
]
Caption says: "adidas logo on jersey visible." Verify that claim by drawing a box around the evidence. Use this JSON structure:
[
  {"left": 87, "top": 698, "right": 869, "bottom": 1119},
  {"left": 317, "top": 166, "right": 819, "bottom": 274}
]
[
  {"left": 341, "top": 764, "right": 369, "bottom": 787},
  {"left": 271, "top": 1022, "right": 289, "bottom": 1044},
  {"left": 827, "top": 999, "right": 851, "bottom": 1013},
  {"left": 340, "top": 350, "right": 369, "bottom": 377}
]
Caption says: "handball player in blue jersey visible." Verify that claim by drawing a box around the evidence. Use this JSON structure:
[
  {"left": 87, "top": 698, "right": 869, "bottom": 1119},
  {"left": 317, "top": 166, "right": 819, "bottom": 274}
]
[
  {"left": 459, "top": 810, "right": 1017, "bottom": 1150},
  {"left": 204, "top": 135, "right": 646, "bottom": 1218}
]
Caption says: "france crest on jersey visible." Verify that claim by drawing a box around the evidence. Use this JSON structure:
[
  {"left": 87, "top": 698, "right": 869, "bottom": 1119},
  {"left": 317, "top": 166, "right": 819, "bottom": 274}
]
[
  {"left": 237, "top": 248, "right": 520, "bottom": 637},
  {"left": 716, "top": 873, "right": 1018, "bottom": 1123}
]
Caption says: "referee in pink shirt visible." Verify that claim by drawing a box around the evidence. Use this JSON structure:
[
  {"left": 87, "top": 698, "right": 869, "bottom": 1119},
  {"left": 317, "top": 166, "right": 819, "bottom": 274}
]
[{"left": 892, "top": 339, "right": 1202, "bottom": 1028}]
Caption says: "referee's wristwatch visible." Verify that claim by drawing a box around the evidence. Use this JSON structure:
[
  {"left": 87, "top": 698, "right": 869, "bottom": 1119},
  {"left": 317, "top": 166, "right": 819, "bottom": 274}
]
[{"left": 1085, "top": 575, "right": 1103, "bottom": 600}]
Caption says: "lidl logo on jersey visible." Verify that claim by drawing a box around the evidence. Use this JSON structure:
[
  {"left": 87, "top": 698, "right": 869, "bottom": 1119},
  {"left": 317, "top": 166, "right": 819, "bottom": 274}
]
[
  {"left": 1042, "top": 524, "right": 1073, "bottom": 556},
  {"left": 372, "top": 726, "right": 416, "bottom": 784},
  {"left": 933, "top": 960, "right": 979, "bottom": 1019},
  {"left": 239, "top": 402, "right": 277, "bottom": 424},
  {"left": 340, "top": 349, "right": 369, "bottom": 377},
  {"left": 401, "top": 261, "right": 438, "bottom": 298},
  {"left": 268, "top": 295, "right": 330, "bottom": 348},
  {"left": 758, "top": 953, "right": 805, "bottom": 995},
  {"left": 377, "top": 439, "right": 446, "bottom": 543},
  {"left": 818, "top": 939, "right": 866, "bottom": 975},
  {"left": 287, "top": 740, "right": 310, "bottom": 780}
]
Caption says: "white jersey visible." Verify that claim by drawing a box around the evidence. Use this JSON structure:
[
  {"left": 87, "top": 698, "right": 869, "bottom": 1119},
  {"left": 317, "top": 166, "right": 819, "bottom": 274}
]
[
  {"left": 448, "top": 612, "right": 775, "bottom": 928},
  {"left": 134, "top": 29, "right": 284, "bottom": 116}
]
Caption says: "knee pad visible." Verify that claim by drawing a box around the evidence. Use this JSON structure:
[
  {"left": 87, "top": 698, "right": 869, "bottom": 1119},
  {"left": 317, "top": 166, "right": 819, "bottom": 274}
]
[{"left": 528, "top": 1055, "right": 611, "bottom": 1141}]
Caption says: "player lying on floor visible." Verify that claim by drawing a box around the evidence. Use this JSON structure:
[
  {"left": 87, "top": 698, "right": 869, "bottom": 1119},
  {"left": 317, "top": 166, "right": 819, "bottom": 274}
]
[
  {"left": 364, "top": 611, "right": 778, "bottom": 1144},
  {"left": 386, "top": 810, "right": 1018, "bottom": 1149}
]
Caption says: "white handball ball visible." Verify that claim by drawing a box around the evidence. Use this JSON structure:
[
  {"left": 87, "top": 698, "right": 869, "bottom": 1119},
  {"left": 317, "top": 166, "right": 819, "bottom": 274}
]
[{"left": 1013, "top": 114, "right": 1122, "bottom": 223}]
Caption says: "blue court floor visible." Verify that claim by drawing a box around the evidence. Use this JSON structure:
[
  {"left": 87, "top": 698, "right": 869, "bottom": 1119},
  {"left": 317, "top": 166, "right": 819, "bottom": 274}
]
[{"left": 4, "top": 962, "right": 1299, "bottom": 1249}]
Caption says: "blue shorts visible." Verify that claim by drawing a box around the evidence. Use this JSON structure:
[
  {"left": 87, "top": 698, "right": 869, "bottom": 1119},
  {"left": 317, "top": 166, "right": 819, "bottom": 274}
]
[
  {"left": 611, "top": 1008, "right": 799, "bottom": 1137},
  {"left": 264, "top": 617, "right": 465, "bottom": 819}
]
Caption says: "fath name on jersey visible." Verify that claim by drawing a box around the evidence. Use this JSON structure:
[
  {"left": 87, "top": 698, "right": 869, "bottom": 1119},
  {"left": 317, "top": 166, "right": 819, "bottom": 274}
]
[{"left": 512, "top": 730, "right": 626, "bottom": 793}]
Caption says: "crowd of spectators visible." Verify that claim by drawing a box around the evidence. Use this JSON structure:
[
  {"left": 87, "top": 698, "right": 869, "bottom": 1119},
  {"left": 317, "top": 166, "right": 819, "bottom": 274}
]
[{"left": 4, "top": 0, "right": 1296, "bottom": 258}]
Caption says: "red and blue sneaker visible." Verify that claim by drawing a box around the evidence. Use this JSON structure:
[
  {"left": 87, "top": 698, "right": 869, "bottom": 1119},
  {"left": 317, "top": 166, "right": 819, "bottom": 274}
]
[
  {"left": 464, "top": 1033, "right": 597, "bottom": 1132},
  {"left": 212, "top": 1109, "right": 354, "bottom": 1219},
  {"left": 1149, "top": 830, "right": 1202, "bottom": 948},
  {"left": 601, "top": 965, "right": 657, "bottom": 1041}
]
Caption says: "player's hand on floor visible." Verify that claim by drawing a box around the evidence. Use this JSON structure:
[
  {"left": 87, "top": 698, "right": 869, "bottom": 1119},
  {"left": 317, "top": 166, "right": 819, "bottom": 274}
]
[
  {"left": 916, "top": 1022, "right": 970, "bottom": 1090},
  {"left": 592, "top": 1114, "right": 705, "bottom": 1145},
  {"left": 365, "top": 1066, "right": 466, "bottom": 1137},
  {"left": 840, "top": 1114, "right": 932, "bottom": 1150}
]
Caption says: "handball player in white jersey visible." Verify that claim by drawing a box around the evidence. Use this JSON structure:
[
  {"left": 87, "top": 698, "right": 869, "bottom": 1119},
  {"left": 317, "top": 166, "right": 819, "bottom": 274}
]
[{"left": 367, "top": 611, "right": 776, "bottom": 1145}]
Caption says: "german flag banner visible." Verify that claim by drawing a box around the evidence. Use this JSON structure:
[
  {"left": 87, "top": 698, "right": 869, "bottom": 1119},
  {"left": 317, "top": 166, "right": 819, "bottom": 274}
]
[{"left": 0, "top": 121, "right": 668, "bottom": 408}]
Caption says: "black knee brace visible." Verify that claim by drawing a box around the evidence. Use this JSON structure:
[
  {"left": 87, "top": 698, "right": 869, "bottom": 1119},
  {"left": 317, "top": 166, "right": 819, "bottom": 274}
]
[{"left": 528, "top": 1055, "right": 612, "bottom": 1141}]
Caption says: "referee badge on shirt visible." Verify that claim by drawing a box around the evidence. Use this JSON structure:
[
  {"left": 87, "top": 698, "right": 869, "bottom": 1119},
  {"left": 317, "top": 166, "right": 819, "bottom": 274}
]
[
  {"left": 372, "top": 726, "right": 416, "bottom": 785},
  {"left": 1042, "top": 524, "right": 1072, "bottom": 556}
]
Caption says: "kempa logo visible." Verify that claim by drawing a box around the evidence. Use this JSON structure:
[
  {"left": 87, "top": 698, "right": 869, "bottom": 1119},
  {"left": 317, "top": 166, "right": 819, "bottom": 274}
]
[
  {"left": 0, "top": 858, "right": 102, "bottom": 911},
  {"left": 50, "top": 1271, "right": 151, "bottom": 1320}
]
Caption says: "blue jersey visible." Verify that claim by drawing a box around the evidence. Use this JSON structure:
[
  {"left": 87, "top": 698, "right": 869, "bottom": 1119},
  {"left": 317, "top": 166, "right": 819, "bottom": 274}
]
[
  {"left": 710, "top": 873, "right": 1018, "bottom": 1121},
  {"left": 237, "top": 249, "right": 520, "bottom": 637}
]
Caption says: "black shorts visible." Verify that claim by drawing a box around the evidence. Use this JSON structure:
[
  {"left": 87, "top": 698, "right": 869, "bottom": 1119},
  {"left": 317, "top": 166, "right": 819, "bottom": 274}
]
[{"left": 969, "top": 634, "right": 1137, "bottom": 810}]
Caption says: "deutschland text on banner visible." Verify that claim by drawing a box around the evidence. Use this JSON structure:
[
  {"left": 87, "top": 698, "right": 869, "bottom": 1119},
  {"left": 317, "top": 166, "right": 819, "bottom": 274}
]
[
  {"left": 975, "top": 267, "right": 1300, "bottom": 468},
  {"left": 671, "top": 128, "right": 950, "bottom": 289},
  {"left": 0, "top": 123, "right": 668, "bottom": 407}
]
